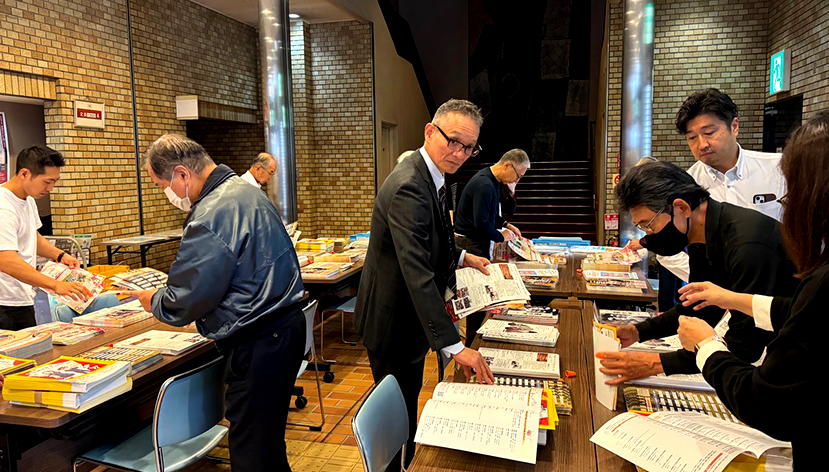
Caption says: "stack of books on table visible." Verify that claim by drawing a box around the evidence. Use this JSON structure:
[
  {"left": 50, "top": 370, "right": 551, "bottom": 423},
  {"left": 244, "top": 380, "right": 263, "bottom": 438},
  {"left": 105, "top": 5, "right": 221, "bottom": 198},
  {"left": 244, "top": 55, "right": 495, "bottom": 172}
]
[
  {"left": 72, "top": 300, "right": 154, "bottom": 328},
  {"left": 112, "top": 330, "right": 209, "bottom": 356},
  {"left": 78, "top": 345, "right": 163, "bottom": 373},
  {"left": 478, "top": 347, "right": 560, "bottom": 379},
  {"left": 108, "top": 267, "right": 168, "bottom": 290},
  {"left": 583, "top": 270, "right": 649, "bottom": 294},
  {"left": 591, "top": 306, "right": 685, "bottom": 355},
  {"left": 507, "top": 238, "right": 563, "bottom": 265},
  {"left": 295, "top": 238, "right": 335, "bottom": 253},
  {"left": 580, "top": 246, "right": 641, "bottom": 272},
  {"left": 477, "top": 319, "right": 560, "bottom": 347},
  {"left": 516, "top": 267, "right": 559, "bottom": 290},
  {"left": 313, "top": 248, "right": 366, "bottom": 263},
  {"left": 2, "top": 356, "right": 132, "bottom": 414},
  {"left": 300, "top": 262, "right": 354, "bottom": 279},
  {"left": 0, "top": 353, "right": 36, "bottom": 375},
  {"left": 0, "top": 330, "right": 53, "bottom": 357},
  {"left": 21, "top": 322, "right": 105, "bottom": 345},
  {"left": 489, "top": 303, "right": 560, "bottom": 325}
]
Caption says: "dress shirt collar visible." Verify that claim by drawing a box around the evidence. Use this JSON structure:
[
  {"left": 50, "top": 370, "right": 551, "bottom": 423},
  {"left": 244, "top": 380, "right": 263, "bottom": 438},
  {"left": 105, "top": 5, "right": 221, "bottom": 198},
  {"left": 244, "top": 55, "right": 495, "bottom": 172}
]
[
  {"left": 420, "top": 146, "right": 444, "bottom": 193},
  {"left": 706, "top": 144, "right": 746, "bottom": 181}
]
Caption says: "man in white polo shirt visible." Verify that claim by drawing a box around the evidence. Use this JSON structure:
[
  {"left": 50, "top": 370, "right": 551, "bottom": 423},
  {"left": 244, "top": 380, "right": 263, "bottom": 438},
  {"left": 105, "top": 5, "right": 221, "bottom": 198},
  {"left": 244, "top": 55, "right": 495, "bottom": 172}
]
[
  {"left": 0, "top": 146, "right": 90, "bottom": 330},
  {"left": 239, "top": 152, "right": 276, "bottom": 189},
  {"left": 632, "top": 89, "right": 785, "bottom": 283}
]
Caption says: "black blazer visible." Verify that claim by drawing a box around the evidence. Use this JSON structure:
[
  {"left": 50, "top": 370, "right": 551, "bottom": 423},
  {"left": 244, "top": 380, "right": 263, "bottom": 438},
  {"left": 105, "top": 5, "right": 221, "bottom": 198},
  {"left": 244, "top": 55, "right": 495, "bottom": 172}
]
[{"left": 354, "top": 150, "right": 461, "bottom": 362}]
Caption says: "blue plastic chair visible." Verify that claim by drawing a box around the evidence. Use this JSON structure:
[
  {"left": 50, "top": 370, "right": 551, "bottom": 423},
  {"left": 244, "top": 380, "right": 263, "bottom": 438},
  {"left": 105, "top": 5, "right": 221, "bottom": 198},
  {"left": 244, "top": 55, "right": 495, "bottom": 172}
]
[
  {"left": 52, "top": 292, "right": 121, "bottom": 323},
  {"left": 352, "top": 375, "right": 409, "bottom": 472},
  {"left": 73, "top": 356, "right": 228, "bottom": 472}
]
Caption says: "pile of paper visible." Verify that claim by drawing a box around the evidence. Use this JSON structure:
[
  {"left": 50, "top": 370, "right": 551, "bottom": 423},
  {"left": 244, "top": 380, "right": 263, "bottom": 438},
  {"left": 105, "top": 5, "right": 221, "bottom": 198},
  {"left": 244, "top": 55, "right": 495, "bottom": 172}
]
[
  {"left": 108, "top": 267, "right": 168, "bottom": 290},
  {"left": 3, "top": 356, "right": 132, "bottom": 413},
  {"left": 72, "top": 300, "right": 153, "bottom": 328},
  {"left": 0, "top": 330, "right": 53, "bottom": 358}
]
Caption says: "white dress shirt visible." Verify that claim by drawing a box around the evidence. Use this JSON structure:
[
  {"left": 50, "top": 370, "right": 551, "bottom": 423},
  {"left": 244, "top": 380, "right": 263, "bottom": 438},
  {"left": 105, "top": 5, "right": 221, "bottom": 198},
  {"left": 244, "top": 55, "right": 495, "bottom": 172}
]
[
  {"left": 659, "top": 145, "right": 785, "bottom": 282},
  {"left": 240, "top": 170, "right": 260, "bottom": 189},
  {"left": 420, "top": 147, "right": 466, "bottom": 357}
]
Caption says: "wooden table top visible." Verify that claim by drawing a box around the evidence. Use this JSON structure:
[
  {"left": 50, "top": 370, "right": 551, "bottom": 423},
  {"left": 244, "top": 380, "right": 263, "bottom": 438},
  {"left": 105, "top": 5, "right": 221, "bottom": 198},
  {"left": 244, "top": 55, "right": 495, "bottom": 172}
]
[
  {"left": 408, "top": 298, "right": 599, "bottom": 472},
  {"left": 0, "top": 319, "right": 215, "bottom": 429},
  {"left": 301, "top": 260, "right": 364, "bottom": 285}
]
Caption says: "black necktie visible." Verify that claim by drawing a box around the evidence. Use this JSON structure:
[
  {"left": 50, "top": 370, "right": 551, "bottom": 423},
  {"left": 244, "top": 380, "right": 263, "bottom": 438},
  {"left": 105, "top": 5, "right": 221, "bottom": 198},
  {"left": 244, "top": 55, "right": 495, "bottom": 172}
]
[{"left": 438, "top": 185, "right": 457, "bottom": 293}]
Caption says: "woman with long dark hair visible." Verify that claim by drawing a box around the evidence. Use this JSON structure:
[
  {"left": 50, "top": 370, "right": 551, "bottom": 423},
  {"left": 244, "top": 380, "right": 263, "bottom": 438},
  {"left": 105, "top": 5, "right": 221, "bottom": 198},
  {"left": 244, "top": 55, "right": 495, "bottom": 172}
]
[{"left": 675, "top": 111, "right": 829, "bottom": 469}]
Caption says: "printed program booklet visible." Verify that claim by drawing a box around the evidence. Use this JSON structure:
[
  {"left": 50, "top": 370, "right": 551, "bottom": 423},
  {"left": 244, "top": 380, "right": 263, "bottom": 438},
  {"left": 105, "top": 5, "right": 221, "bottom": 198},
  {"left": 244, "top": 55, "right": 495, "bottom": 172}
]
[
  {"left": 72, "top": 300, "right": 153, "bottom": 328},
  {"left": 448, "top": 263, "right": 531, "bottom": 321},
  {"left": 39, "top": 262, "right": 106, "bottom": 314},
  {"left": 479, "top": 347, "right": 560, "bottom": 379},
  {"left": 113, "top": 330, "right": 209, "bottom": 355},
  {"left": 477, "top": 319, "right": 560, "bottom": 348}
]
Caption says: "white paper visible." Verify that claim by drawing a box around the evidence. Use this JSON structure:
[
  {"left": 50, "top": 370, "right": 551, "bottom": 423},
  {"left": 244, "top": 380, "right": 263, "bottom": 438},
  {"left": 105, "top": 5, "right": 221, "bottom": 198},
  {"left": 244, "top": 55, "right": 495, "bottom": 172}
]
[
  {"left": 451, "top": 263, "right": 531, "bottom": 319},
  {"left": 478, "top": 347, "right": 560, "bottom": 379},
  {"left": 592, "top": 326, "right": 620, "bottom": 410}
]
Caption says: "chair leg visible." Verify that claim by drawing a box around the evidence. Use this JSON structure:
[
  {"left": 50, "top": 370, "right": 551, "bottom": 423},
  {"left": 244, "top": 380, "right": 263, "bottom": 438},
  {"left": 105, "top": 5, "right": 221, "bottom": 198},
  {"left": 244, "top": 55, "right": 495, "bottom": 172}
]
[
  {"left": 340, "top": 311, "right": 359, "bottom": 346},
  {"left": 287, "top": 345, "right": 326, "bottom": 432},
  {"left": 206, "top": 454, "right": 231, "bottom": 464}
]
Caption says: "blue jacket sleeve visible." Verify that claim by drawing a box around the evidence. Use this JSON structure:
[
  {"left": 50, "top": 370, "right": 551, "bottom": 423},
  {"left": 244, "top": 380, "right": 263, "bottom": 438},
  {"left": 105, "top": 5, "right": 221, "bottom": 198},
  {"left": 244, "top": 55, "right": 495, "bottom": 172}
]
[{"left": 151, "top": 223, "right": 238, "bottom": 326}]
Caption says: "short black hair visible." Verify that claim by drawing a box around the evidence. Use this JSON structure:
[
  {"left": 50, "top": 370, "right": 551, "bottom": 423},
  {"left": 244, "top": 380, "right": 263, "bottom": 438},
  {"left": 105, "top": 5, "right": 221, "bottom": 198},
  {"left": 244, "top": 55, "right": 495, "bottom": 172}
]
[
  {"left": 16, "top": 146, "right": 66, "bottom": 177},
  {"left": 676, "top": 88, "right": 738, "bottom": 134},
  {"left": 615, "top": 161, "right": 710, "bottom": 213}
]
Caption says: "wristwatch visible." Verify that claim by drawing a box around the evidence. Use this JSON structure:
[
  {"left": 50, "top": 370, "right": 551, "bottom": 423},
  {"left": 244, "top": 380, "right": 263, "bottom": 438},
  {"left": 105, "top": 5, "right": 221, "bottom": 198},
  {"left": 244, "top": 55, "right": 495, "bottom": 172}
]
[
  {"left": 56, "top": 252, "right": 67, "bottom": 263},
  {"left": 694, "top": 335, "right": 727, "bottom": 354}
]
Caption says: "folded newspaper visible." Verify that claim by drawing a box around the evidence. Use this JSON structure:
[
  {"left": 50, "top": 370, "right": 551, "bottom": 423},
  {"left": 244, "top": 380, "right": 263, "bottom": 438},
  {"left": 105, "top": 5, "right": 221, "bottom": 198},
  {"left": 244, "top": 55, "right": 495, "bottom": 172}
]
[{"left": 448, "top": 263, "right": 531, "bottom": 321}]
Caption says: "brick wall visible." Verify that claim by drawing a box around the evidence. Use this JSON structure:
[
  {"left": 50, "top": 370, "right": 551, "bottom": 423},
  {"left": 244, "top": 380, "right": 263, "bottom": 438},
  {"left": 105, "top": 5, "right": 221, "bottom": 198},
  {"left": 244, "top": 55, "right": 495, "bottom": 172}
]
[
  {"left": 290, "top": 20, "right": 374, "bottom": 238},
  {"left": 766, "top": 0, "right": 829, "bottom": 117},
  {"left": 605, "top": 0, "right": 770, "bottom": 218}
]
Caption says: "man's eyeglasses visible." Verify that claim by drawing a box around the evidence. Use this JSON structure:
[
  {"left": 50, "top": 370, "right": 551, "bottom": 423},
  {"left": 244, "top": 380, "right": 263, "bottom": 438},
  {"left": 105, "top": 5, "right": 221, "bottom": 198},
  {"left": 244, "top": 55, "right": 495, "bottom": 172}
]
[
  {"left": 511, "top": 163, "right": 525, "bottom": 181},
  {"left": 433, "top": 124, "right": 482, "bottom": 157},
  {"left": 635, "top": 206, "right": 667, "bottom": 233}
]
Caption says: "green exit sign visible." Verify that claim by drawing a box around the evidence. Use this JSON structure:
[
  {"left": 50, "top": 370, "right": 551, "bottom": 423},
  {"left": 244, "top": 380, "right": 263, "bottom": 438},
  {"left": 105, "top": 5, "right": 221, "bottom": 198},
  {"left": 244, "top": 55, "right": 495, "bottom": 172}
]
[{"left": 770, "top": 50, "right": 791, "bottom": 95}]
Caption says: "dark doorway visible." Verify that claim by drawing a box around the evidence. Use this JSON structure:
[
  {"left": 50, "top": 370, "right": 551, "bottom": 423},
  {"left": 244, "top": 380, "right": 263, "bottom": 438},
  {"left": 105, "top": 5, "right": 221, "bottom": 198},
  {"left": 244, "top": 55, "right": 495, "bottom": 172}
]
[{"left": 763, "top": 95, "right": 803, "bottom": 153}]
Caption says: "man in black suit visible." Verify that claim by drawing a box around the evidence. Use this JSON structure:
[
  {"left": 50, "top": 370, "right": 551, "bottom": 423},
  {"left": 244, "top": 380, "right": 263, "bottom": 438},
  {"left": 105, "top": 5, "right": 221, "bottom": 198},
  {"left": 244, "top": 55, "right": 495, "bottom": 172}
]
[{"left": 355, "top": 99, "right": 495, "bottom": 471}]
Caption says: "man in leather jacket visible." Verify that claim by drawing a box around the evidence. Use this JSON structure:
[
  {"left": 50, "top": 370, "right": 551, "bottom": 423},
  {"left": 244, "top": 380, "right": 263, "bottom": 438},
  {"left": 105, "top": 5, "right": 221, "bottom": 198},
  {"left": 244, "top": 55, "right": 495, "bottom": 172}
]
[{"left": 128, "top": 134, "right": 305, "bottom": 472}]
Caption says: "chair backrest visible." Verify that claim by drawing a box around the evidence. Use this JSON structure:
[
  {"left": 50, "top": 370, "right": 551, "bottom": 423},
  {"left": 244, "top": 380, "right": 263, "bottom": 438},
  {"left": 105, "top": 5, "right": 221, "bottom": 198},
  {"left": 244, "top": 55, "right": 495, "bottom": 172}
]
[
  {"left": 352, "top": 375, "right": 409, "bottom": 472},
  {"left": 152, "top": 356, "right": 225, "bottom": 451},
  {"left": 302, "top": 300, "right": 318, "bottom": 356}
]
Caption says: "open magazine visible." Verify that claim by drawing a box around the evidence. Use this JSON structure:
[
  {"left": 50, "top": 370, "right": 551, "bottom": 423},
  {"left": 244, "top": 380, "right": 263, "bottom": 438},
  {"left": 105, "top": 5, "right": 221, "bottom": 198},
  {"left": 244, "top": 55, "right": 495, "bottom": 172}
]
[
  {"left": 39, "top": 262, "right": 106, "bottom": 314},
  {"left": 507, "top": 238, "right": 563, "bottom": 265},
  {"left": 448, "top": 263, "right": 531, "bottom": 321}
]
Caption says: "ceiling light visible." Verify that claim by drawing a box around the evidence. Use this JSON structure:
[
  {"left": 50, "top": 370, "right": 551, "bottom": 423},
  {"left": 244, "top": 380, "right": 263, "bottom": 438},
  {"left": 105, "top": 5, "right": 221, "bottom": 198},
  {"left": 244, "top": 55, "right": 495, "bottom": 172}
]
[{"left": 289, "top": 13, "right": 300, "bottom": 19}]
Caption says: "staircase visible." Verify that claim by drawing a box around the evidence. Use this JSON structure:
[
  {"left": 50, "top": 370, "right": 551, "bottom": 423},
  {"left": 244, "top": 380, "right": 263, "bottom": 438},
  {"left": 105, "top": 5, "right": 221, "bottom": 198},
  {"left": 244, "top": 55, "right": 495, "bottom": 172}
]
[{"left": 450, "top": 160, "right": 597, "bottom": 243}]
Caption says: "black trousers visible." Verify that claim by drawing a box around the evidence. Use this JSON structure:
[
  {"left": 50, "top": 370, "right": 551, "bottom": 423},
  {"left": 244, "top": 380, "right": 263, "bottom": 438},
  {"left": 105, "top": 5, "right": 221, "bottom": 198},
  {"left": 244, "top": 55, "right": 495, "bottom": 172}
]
[
  {"left": 223, "top": 308, "right": 305, "bottom": 472},
  {"left": 366, "top": 350, "right": 425, "bottom": 472},
  {"left": 0, "top": 305, "right": 36, "bottom": 331}
]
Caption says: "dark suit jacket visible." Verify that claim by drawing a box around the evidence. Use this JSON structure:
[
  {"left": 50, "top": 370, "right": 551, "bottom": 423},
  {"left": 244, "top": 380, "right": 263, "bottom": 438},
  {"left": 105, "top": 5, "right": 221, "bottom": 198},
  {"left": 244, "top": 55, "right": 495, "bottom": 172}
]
[{"left": 354, "top": 150, "right": 461, "bottom": 362}]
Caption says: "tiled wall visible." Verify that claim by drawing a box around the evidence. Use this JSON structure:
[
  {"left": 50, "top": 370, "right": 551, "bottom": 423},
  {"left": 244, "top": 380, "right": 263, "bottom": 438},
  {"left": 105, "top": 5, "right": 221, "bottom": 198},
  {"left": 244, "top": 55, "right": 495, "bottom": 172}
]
[
  {"left": 605, "top": 0, "right": 770, "bottom": 218},
  {"left": 291, "top": 21, "right": 374, "bottom": 238},
  {"left": 766, "top": 0, "right": 829, "bottom": 117}
]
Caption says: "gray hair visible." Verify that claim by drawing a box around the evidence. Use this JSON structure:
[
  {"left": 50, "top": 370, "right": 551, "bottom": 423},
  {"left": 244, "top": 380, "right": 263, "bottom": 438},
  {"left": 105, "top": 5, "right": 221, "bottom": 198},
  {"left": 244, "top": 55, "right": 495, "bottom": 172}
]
[
  {"left": 144, "top": 134, "right": 214, "bottom": 178},
  {"left": 252, "top": 152, "right": 274, "bottom": 169},
  {"left": 396, "top": 150, "right": 415, "bottom": 164},
  {"left": 497, "top": 149, "right": 530, "bottom": 167},
  {"left": 432, "top": 99, "right": 483, "bottom": 129}
]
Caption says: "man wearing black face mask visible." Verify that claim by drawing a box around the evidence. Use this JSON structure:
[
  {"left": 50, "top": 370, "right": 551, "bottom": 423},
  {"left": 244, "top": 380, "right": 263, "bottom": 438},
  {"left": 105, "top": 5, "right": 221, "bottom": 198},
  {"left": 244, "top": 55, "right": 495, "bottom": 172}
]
[{"left": 597, "top": 161, "right": 798, "bottom": 384}]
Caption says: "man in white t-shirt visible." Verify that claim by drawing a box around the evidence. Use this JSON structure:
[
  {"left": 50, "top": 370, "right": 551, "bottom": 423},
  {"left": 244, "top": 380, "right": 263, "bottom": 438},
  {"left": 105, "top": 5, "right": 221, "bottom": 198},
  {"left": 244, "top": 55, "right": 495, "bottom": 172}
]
[
  {"left": 239, "top": 152, "right": 276, "bottom": 189},
  {"left": 630, "top": 89, "right": 785, "bottom": 283},
  {"left": 0, "top": 146, "right": 90, "bottom": 330}
]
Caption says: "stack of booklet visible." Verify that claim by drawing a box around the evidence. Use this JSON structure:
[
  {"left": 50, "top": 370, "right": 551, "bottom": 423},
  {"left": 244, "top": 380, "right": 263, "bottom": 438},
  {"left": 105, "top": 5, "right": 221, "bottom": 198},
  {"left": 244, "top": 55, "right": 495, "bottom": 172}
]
[
  {"left": 314, "top": 248, "right": 366, "bottom": 263},
  {"left": 478, "top": 347, "right": 561, "bottom": 379},
  {"left": 0, "top": 353, "right": 36, "bottom": 375},
  {"left": 113, "top": 330, "right": 209, "bottom": 355},
  {"left": 623, "top": 386, "right": 736, "bottom": 421},
  {"left": 490, "top": 303, "right": 560, "bottom": 325},
  {"left": 415, "top": 383, "right": 543, "bottom": 464},
  {"left": 591, "top": 412, "right": 792, "bottom": 472},
  {"left": 2, "top": 356, "right": 132, "bottom": 413},
  {"left": 39, "top": 262, "right": 106, "bottom": 313},
  {"left": 592, "top": 307, "right": 684, "bottom": 355},
  {"left": 581, "top": 246, "right": 641, "bottom": 272},
  {"left": 507, "top": 238, "right": 563, "bottom": 265},
  {"left": 300, "top": 262, "right": 353, "bottom": 279},
  {"left": 72, "top": 300, "right": 153, "bottom": 328},
  {"left": 516, "top": 267, "right": 559, "bottom": 290},
  {"left": 477, "top": 319, "right": 560, "bottom": 347},
  {"left": 583, "top": 270, "right": 649, "bottom": 294},
  {"left": 108, "top": 267, "right": 168, "bottom": 291},
  {"left": 448, "top": 263, "right": 531, "bottom": 321},
  {"left": 0, "top": 330, "right": 53, "bottom": 358},
  {"left": 79, "top": 345, "right": 163, "bottom": 373},
  {"left": 21, "top": 322, "right": 104, "bottom": 345}
]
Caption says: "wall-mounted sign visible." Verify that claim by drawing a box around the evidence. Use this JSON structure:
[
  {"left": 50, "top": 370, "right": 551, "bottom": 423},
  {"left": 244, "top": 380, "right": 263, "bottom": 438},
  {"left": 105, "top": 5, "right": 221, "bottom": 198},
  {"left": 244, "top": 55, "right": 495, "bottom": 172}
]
[
  {"left": 176, "top": 95, "right": 199, "bottom": 120},
  {"left": 604, "top": 213, "right": 619, "bottom": 231},
  {"left": 74, "top": 100, "right": 105, "bottom": 129},
  {"left": 0, "top": 112, "right": 8, "bottom": 184},
  {"left": 769, "top": 50, "right": 791, "bottom": 95}
]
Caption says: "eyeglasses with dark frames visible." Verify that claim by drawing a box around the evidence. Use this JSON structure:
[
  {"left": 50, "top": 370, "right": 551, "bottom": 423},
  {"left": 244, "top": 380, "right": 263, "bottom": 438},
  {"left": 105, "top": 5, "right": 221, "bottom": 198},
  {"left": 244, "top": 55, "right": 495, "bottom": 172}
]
[
  {"left": 433, "top": 124, "right": 482, "bottom": 157},
  {"left": 635, "top": 206, "right": 668, "bottom": 233}
]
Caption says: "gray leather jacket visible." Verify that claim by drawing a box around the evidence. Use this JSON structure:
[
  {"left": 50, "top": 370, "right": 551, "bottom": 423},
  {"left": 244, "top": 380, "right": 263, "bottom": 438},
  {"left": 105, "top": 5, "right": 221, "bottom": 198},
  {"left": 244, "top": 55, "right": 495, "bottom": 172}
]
[{"left": 150, "top": 165, "right": 305, "bottom": 343}]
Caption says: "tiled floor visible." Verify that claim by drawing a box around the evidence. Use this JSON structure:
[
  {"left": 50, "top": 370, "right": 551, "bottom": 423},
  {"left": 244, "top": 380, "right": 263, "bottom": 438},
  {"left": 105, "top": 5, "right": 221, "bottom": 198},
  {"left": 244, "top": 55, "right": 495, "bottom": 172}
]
[{"left": 131, "top": 308, "right": 455, "bottom": 472}]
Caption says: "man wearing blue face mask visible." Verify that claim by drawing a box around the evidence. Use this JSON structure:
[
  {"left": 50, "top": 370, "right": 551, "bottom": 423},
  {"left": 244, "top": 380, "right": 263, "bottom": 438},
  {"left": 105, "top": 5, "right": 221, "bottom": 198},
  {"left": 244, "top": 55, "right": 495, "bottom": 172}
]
[
  {"left": 125, "top": 134, "right": 305, "bottom": 472},
  {"left": 596, "top": 161, "right": 798, "bottom": 384}
]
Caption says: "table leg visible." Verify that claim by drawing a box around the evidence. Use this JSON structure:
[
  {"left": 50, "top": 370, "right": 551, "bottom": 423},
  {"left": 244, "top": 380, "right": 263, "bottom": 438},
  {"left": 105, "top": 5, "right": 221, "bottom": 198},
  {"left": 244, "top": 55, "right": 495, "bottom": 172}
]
[
  {"left": 141, "top": 245, "right": 148, "bottom": 268},
  {"left": 107, "top": 245, "right": 113, "bottom": 265}
]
